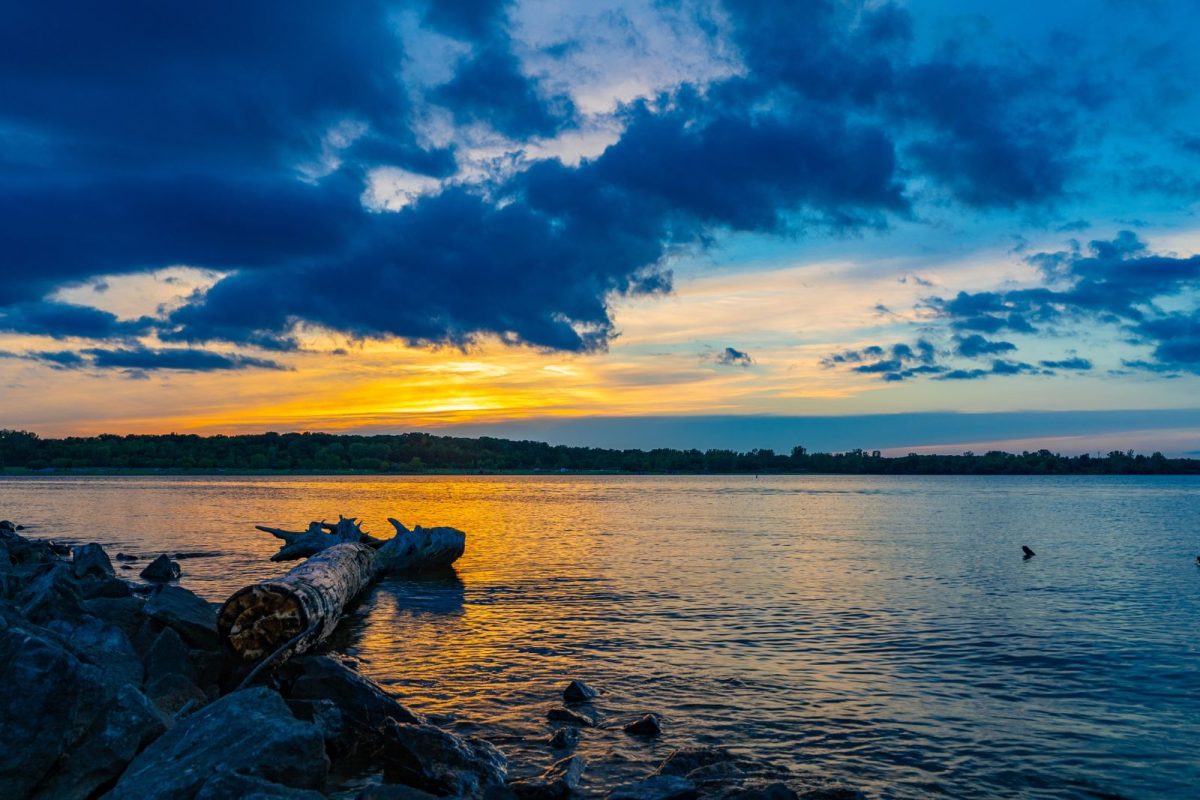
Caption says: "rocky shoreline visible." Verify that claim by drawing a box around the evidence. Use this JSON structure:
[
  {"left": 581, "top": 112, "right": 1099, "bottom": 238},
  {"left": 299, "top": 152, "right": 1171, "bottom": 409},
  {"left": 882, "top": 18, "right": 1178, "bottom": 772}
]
[{"left": 0, "top": 520, "right": 867, "bottom": 800}]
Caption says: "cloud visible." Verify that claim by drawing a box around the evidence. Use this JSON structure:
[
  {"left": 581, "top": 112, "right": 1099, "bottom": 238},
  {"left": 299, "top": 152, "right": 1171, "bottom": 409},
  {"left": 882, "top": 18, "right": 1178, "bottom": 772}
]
[
  {"left": 955, "top": 334, "right": 1017, "bottom": 358},
  {"left": 713, "top": 347, "right": 753, "bottom": 367},
  {"left": 1039, "top": 357, "right": 1093, "bottom": 370},
  {"left": 0, "top": 1, "right": 1179, "bottom": 363},
  {"left": 82, "top": 347, "right": 286, "bottom": 372},
  {"left": 0, "top": 301, "right": 151, "bottom": 339}
]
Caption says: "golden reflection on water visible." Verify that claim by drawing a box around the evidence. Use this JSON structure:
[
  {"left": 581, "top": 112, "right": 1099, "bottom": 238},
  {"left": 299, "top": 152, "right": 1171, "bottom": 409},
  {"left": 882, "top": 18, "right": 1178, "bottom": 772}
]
[{"left": 2, "top": 474, "right": 1200, "bottom": 798}]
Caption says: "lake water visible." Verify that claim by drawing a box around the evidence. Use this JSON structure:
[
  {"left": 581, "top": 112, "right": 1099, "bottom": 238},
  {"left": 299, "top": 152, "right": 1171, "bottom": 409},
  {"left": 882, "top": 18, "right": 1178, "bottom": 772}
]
[{"left": 2, "top": 474, "right": 1198, "bottom": 798}]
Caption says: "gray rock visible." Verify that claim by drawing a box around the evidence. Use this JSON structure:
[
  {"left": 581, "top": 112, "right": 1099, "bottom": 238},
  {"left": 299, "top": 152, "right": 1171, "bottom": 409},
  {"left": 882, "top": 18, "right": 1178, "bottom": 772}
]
[
  {"left": 511, "top": 755, "right": 586, "bottom": 800},
  {"left": 139, "top": 554, "right": 181, "bottom": 582},
  {"left": 656, "top": 747, "right": 738, "bottom": 777},
  {"left": 45, "top": 615, "right": 144, "bottom": 688},
  {"left": 280, "top": 655, "right": 423, "bottom": 753},
  {"left": 31, "top": 684, "right": 167, "bottom": 800},
  {"left": 382, "top": 719, "right": 508, "bottom": 798},
  {"left": 143, "top": 625, "right": 195, "bottom": 684},
  {"left": 608, "top": 776, "right": 698, "bottom": 800},
  {"left": 623, "top": 714, "right": 662, "bottom": 737},
  {"left": 562, "top": 680, "right": 598, "bottom": 704},
  {"left": 19, "top": 563, "right": 86, "bottom": 623},
  {"left": 547, "top": 726, "right": 581, "bottom": 750},
  {"left": 145, "top": 671, "right": 208, "bottom": 715},
  {"left": 357, "top": 784, "right": 442, "bottom": 800},
  {"left": 84, "top": 595, "right": 146, "bottom": 637},
  {"left": 142, "top": 584, "right": 219, "bottom": 650},
  {"left": 546, "top": 707, "right": 594, "bottom": 727},
  {"left": 72, "top": 543, "right": 115, "bottom": 580},
  {"left": 105, "top": 687, "right": 329, "bottom": 799},
  {"left": 194, "top": 770, "right": 327, "bottom": 800},
  {"left": 80, "top": 576, "right": 134, "bottom": 600},
  {"left": 0, "top": 617, "right": 166, "bottom": 799}
]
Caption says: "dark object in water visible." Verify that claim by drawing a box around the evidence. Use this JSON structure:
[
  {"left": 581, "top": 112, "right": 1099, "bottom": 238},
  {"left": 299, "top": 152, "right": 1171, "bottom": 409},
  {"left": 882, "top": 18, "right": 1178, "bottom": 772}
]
[
  {"left": 1022, "top": 546, "right": 1036, "bottom": 559},
  {"left": 563, "top": 680, "right": 598, "bottom": 703},
  {"left": 115, "top": 552, "right": 139, "bottom": 562},
  {"left": 1195, "top": 554, "right": 1200, "bottom": 566},
  {"left": 140, "top": 554, "right": 182, "bottom": 582},
  {"left": 624, "top": 713, "right": 662, "bottom": 737}
]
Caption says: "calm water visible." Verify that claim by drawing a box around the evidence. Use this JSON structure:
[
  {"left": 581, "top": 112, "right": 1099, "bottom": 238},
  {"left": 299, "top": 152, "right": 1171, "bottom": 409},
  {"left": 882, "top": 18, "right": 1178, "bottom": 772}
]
[{"left": 2, "top": 475, "right": 1199, "bottom": 798}]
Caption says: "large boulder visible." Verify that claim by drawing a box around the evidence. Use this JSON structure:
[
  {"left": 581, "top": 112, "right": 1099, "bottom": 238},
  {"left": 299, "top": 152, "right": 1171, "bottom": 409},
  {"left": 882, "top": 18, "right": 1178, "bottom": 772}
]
[
  {"left": 280, "top": 655, "right": 423, "bottom": 754},
  {"left": 194, "top": 770, "right": 327, "bottom": 800},
  {"left": 19, "top": 562, "right": 86, "bottom": 623},
  {"left": 381, "top": 719, "right": 508, "bottom": 798},
  {"left": 104, "top": 687, "right": 330, "bottom": 800},
  {"left": 142, "top": 584, "right": 219, "bottom": 650},
  {"left": 72, "top": 543, "right": 115, "bottom": 580},
  {"left": 84, "top": 595, "right": 146, "bottom": 638},
  {"left": 511, "top": 755, "right": 586, "bottom": 800},
  {"left": 0, "top": 615, "right": 166, "bottom": 800},
  {"left": 45, "top": 615, "right": 144, "bottom": 688}
]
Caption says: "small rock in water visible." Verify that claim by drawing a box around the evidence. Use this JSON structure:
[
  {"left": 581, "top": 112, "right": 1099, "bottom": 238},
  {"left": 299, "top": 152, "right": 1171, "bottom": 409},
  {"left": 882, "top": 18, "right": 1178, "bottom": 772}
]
[
  {"left": 796, "top": 788, "right": 868, "bottom": 800},
  {"left": 72, "top": 542, "right": 115, "bottom": 579},
  {"left": 563, "top": 680, "right": 598, "bottom": 704},
  {"left": 547, "top": 726, "right": 581, "bottom": 750},
  {"left": 1022, "top": 545, "right": 1036, "bottom": 559},
  {"left": 656, "top": 747, "right": 737, "bottom": 777},
  {"left": 547, "top": 707, "right": 595, "bottom": 727},
  {"left": 722, "top": 783, "right": 797, "bottom": 800},
  {"left": 609, "top": 775, "right": 698, "bottom": 800},
  {"left": 511, "top": 754, "right": 587, "bottom": 800},
  {"left": 172, "top": 550, "right": 223, "bottom": 560},
  {"left": 115, "top": 552, "right": 139, "bottom": 562},
  {"left": 140, "top": 553, "right": 181, "bottom": 582},
  {"left": 623, "top": 714, "right": 662, "bottom": 737}
]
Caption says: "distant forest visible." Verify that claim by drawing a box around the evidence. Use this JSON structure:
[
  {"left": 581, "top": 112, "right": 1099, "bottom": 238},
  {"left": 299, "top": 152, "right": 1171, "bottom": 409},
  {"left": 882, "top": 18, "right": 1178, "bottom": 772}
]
[{"left": 1, "top": 429, "right": 1198, "bottom": 475}]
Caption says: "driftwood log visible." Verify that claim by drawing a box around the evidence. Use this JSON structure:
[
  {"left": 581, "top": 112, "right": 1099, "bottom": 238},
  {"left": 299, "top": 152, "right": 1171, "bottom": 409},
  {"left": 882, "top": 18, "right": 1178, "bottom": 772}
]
[{"left": 218, "top": 516, "right": 465, "bottom": 663}]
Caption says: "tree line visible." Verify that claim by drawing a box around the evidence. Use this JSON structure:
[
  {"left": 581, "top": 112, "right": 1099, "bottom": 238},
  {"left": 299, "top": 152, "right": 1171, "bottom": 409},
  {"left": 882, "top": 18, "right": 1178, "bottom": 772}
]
[{"left": 1, "top": 430, "right": 1197, "bottom": 475}]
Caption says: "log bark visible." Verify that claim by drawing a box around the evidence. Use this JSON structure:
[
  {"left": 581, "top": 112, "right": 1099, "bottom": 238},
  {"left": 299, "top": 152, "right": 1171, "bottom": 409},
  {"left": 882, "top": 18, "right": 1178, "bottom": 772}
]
[
  {"left": 218, "top": 515, "right": 466, "bottom": 664},
  {"left": 218, "top": 542, "right": 376, "bottom": 662}
]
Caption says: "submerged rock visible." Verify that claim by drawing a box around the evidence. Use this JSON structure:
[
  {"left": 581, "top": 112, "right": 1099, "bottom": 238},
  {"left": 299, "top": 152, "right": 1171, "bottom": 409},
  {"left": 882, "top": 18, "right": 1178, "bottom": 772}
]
[
  {"left": 623, "top": 714, "right": 662, "bottom": 737},
  {"left": 142, "top": 584, "right": 219, "bottom": 650},
  {"left": 381, "top": 718, "right": 508, "bottom": 798},
  {"left": 608, "top": 776, "right": 698, "bottom": 800},
  {"left": 105, "top": 687, "right": 329, "bottom": 799},
  {"left": 655, "top": 747, "right": 738, "bottom": 777},
  {"left": 547, "top": 726, "right": 581, "bottom": 750},
  {"left": 721, "top": 783, "right": 797, "bottom": 800},
  {"left": 546, "top": 707, "right": 594, "bottom": 727},
  {"left": 511, "top": 754, "right": 587, "bottom": 800},
  {"left": 115, "top": 553, "right": 139, "bottom": 562},
  {"left": 72, "top": 543, "right": 115, "bottom": 580},
  {"left": 562, "top": 680, "right": 598, "bottom": 704},
  {"left": 139, "top": 554, "right": 181, "bottom": 583}
]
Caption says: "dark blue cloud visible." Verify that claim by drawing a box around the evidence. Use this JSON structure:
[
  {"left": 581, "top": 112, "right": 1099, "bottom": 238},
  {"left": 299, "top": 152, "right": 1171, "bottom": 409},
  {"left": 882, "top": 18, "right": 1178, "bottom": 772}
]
[
  {"left": 83, "top": 347, "right": 285, "bottom": 372},
  {"left": 0, "top": 301, "right": 150, "bottom": 339},
  {"left": 0, "top": 2, "right": 1182, "bottom": 361},
  {"left": 1040, "top": 357, "right": 1093, "bottom": 370},
  {"left": 955, "top": 334, "right": 1017, "bottom": 358},
  {"left": 714, "top": 347, "right": 753, "bottom": 367}
]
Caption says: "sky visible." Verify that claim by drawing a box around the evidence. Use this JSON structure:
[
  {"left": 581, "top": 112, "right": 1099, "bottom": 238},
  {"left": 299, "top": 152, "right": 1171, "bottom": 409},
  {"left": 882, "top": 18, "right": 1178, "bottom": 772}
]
[{"left": 3, "top": 0, "right": 1200, "bottom": 454}]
